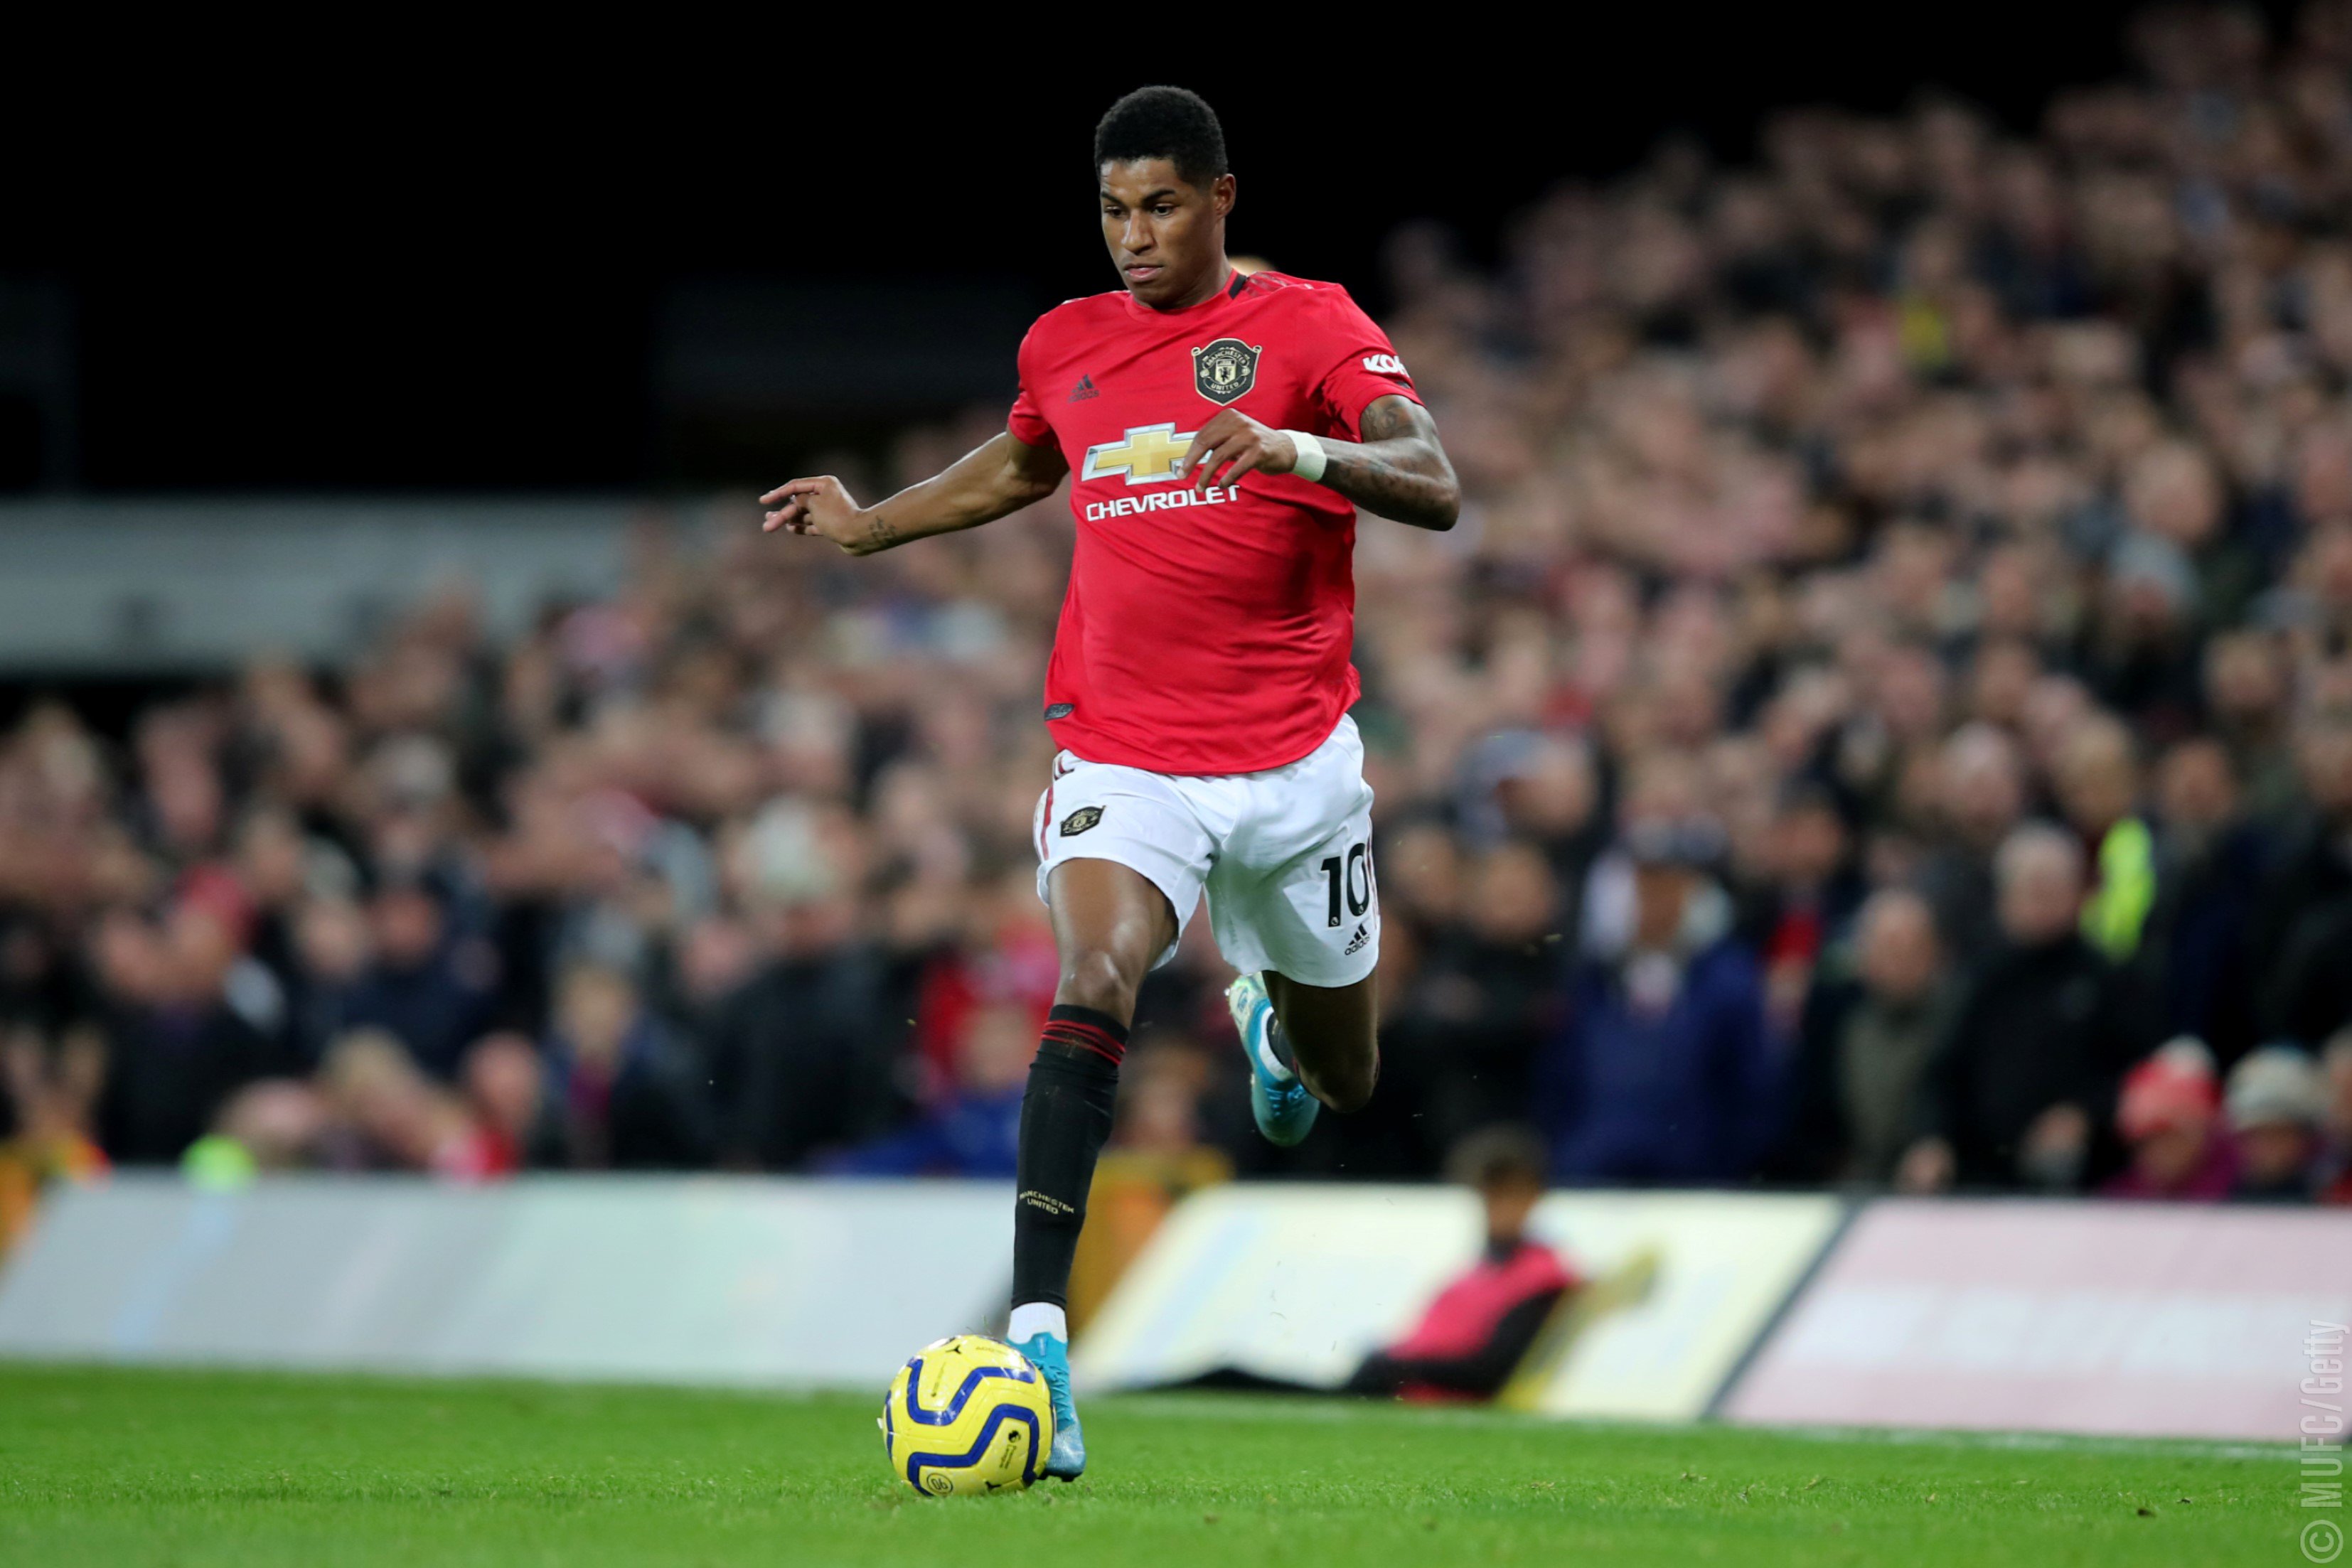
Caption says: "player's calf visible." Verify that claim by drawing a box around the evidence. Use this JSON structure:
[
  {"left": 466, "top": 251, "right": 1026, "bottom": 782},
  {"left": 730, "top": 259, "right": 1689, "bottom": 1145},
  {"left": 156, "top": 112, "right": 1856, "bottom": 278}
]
[
  {"left": 1300, "top": 1044, "right": 1379, "bottom": 1114},
  {"left": 1266, "top": 970, "right": 1380, "bottom": 1113},
  {"left": 1007, "top": 1005, "right": 1126, "bottom": 1481},
  {"left": 1006, "top": 859, "right": 1177, "bottom": 1479}
]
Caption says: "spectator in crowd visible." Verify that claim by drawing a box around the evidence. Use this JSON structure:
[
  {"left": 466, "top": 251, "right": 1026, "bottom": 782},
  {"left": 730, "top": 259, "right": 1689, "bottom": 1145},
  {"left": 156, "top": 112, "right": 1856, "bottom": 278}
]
[
  {"left": 2225, "top": 1044, "right": 2329, "bottom": 1201},
  {"left": 2205, "top": 633, "right": 2301, "bottom": 822},
  {"left": 540, "top": 962, "right": 717, "bottom": 1170},
  {"left": 1538, "top": 817, "right": 1775, "bottom": 1184},
  {"left": 0, "top": 1023, "right": 106, "bottom": 1256},
  {"left": 1394, "top": 838, "right": 1564, "bottom": 1158},
  {"left": 2146, "top": 736, "right": 2269, "bottom": 1062},
  {"left": 231, "top": 807, "right": 324, "bottom": 1047},
  {"left": 459, "top": 1032, "right": 547, "bottom": 1176},
  {"left": 316, "top": 1029, "right": 496, "bottom": 1177},
  {"left": 2102, "top": 1038, "right": 2235, "bottom": 1201},
  {"left": 826, "top": 1000, "right": 1029, "bottom": 1178},
  {"left": 703, "top": 825, "right": 909, "bottom": 1171},
  {"left": 1901, "top": 825, "right": 2158, "bottom": 1193},
  {"left": 2054, "top": 716, "right": 2158, "bottom": 963},
  {"left": 1480, "top": 732, "right": 1608, "bottom": 920},
  {"left": 286, "top": 896, "right": 370, "bottom": 1066},
  {"left": 1914, "top": 726, "right": 2028, "bottom": 960},
  {"left": 93, "top": 903, "right": 284, "bottom": 1164},
  {"left": 1779, "top": 887, "right": 1954, "bottom": 1184},
  {"left": 184, "top": 1078, "right": 333, "bottom": 1184},
  {"left": 343, "top": 878, "right": 494, "bottom": 1080},
  {"left": 1738, "top": 780, "right": 1867, "bottom": 1040},
  {"left": 2259, "top": 716, "right": 2352, "bottom": 1046},
  {"left": 2324, "top": 1031, "right": 2352, "bottom": 1204},
  {"left": 900, "top": 863, "right": 1059, "bottom": 1109}
]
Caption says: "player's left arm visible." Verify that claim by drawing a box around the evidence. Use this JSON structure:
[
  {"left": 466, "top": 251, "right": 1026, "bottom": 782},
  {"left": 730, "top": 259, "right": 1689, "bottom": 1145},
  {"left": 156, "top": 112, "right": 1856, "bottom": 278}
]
[{"left": 1175, "top": 394, "right": 1461, "bottom": 531}]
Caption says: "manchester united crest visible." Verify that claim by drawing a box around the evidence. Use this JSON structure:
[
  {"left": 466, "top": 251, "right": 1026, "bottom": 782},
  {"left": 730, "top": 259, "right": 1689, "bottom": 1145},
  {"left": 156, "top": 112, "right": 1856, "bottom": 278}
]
[{"left": 1192, "top": 338, "right": 1261, "bottom": 405}]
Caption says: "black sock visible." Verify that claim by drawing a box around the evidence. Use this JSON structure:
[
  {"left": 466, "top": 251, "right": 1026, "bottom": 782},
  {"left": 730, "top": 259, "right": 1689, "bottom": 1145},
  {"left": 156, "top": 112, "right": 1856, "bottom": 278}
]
[
  {"left": 1264, "top": 1007, "right": 1297, "bottom": 1074},
  {"left": 1010, "top": 1004, "right": 1127, "bottom": 1314}
]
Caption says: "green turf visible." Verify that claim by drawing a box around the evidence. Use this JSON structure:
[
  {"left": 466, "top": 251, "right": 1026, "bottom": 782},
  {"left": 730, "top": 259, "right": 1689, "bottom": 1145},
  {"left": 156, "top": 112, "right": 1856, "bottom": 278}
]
[{"left": 0, "top": 1363, "right": 2306, "bottom": 1565}]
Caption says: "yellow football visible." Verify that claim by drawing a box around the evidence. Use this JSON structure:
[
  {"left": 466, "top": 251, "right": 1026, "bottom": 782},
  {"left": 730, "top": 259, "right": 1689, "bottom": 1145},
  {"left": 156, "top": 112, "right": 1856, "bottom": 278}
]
[{"left": 880, "top": 1334, "right": 1054, "bottom": 1497}]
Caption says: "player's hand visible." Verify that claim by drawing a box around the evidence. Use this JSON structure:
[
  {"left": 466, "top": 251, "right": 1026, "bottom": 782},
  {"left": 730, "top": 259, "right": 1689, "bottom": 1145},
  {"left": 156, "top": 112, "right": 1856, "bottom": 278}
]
[
  {"left": 1173, "top": 409, "right": 1297, "bottom": 493},
  {"left": 759, "top": 476, "right": 894, "bottom": 555}
]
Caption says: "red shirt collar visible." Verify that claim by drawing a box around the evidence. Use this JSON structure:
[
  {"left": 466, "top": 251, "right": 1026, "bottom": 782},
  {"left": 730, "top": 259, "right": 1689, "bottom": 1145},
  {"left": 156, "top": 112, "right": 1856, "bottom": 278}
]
[{"left": 1120, "top": 267, "right": 1241, "bottom": 321}]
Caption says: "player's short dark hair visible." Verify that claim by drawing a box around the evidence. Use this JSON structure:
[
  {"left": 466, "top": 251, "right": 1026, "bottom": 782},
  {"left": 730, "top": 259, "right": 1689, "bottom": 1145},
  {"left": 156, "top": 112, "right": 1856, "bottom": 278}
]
[
  {"left": 1094, "top": 87, "right": 1228, "bottom": 189},
  {"left": 1446, "top": 1126, "right": 1549, "bottom": 1191}
]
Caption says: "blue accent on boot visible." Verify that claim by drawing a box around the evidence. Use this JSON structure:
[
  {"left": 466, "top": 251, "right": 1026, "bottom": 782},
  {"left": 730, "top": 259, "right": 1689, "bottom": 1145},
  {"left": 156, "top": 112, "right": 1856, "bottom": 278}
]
[
  {"left": 1011, "top": 1331, "right": 1086, "bottom": 1480},
  {"left": 1226, "top": 974, "right": 1318, "bottom": 1147}
]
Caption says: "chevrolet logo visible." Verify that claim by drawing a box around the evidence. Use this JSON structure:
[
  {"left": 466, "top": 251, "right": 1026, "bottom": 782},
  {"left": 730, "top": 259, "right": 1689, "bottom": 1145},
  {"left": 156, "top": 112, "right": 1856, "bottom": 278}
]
[{"left": 1080, "top": 422, "right": 1198, "bottom": 486}]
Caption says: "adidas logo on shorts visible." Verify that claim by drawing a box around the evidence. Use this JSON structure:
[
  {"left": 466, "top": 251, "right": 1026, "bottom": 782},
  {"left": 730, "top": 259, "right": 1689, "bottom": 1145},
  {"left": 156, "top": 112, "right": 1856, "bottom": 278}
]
[{"left": 1342, "top": 922, "right": 1370, "bottom": 955}]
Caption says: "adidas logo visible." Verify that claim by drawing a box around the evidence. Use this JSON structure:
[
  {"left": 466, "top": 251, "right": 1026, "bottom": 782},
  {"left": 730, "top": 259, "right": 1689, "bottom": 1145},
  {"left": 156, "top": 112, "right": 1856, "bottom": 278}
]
[
  {"left": 1342, "top": 922, "right": 1370, "bottom": 955},
  {"left": 1069, "top": 374, "right": 1098, "bottom": 402}
]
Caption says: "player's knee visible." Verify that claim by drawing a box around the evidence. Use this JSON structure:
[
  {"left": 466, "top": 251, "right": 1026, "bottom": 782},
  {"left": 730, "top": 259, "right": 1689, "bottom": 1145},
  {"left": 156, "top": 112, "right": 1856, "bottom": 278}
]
[{"left": 1056, "top": 947, "right": 1140, "bottom": 1024}]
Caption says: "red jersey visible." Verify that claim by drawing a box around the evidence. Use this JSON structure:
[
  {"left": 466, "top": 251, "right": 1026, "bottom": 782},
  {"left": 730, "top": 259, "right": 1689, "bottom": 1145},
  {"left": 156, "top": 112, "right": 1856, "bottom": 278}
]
[
  {"left": 1386, "top": 1239, "right": 1576, "bottom": 1405},
  {"left": 1007, "top": 269, "right": 1420, "bottom": 775}
]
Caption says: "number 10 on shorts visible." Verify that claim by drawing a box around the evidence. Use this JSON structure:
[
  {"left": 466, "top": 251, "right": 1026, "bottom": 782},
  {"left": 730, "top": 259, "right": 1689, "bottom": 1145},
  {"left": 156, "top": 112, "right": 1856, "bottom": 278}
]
[{"left": 1320, "top": 842, "right": 1372, "bottom": 928}]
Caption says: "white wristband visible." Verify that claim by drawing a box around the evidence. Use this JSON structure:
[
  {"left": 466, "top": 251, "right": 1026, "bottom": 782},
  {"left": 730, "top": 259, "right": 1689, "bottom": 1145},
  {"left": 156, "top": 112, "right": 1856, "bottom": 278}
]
[{"left": 1284, "top": 430, "right": 1328, "bottom": 484}]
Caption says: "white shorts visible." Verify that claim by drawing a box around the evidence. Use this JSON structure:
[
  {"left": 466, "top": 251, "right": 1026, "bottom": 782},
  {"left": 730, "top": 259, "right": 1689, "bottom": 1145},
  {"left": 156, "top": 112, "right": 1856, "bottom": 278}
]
[{"left": 1032, "top": 714, "right": 1380, "bottom": 987}]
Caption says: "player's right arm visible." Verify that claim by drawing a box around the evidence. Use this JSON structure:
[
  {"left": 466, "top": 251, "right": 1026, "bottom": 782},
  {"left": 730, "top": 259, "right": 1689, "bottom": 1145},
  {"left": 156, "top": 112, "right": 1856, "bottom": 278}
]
[{"left": 760, "top": 430, "right": 1067, "bottom": 556}]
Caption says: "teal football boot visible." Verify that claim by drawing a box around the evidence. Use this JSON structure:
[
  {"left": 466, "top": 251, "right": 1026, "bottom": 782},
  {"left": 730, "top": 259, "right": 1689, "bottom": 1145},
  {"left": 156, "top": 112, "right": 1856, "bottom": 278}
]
[
  {"left": 1011, "top": 1331, "right": 1086, "bottom": 1481},
  {"left": 1226, "top": 973, "right": 1319, "bottom": 1147}
]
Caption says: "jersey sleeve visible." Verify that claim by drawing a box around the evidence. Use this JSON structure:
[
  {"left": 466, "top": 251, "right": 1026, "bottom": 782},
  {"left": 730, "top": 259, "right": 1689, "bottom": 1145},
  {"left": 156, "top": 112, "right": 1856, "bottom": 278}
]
[
  {"left": 1007, "top": 320, "right": 1056, "bottom": 449},
  {"left": 1303, "top": 286, "right": 1421, "bottom": 439}
]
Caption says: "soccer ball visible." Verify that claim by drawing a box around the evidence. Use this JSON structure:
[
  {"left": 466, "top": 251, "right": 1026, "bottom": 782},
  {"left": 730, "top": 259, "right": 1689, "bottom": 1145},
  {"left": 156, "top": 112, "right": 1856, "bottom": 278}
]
[{"left": 880, "top": 1334, "right": 1054, "bottom": 1497}]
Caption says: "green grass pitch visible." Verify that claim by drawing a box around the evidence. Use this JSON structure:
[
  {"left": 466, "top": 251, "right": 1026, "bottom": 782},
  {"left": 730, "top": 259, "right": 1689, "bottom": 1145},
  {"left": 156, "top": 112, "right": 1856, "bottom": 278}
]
[{"left": 0, "top": 1364, "right": 2306, "bottom": 1565}]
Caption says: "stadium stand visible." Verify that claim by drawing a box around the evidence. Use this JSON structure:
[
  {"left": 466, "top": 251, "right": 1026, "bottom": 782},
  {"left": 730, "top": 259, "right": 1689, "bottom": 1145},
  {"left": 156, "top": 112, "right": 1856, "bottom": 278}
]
[{"left": 4, "top": 1, "right": 2352, "bottom": 1245}]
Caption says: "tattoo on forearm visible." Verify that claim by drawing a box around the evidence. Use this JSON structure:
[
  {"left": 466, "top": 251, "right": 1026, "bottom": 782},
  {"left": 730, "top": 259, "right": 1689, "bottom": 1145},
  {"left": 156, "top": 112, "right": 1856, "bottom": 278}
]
[
  {"left": 862, "top": 512, "right": 902, "bottom": 552},
  {"left": 1319, "top": 396, "right": 1461, "bottom": 530}
]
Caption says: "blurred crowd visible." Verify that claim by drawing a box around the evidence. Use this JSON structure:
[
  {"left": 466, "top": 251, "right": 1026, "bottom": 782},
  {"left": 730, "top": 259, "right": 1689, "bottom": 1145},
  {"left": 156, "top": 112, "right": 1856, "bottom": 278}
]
[{"left": 7, "top": 4, "right": 2352, "bottom": 1235}]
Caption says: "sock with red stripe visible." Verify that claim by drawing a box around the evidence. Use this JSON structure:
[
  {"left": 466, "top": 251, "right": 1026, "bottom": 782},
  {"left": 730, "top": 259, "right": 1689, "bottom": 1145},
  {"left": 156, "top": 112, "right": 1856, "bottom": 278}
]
[{"left": 1010, "top": 1004, "right": 1127, "bottom": 1318}]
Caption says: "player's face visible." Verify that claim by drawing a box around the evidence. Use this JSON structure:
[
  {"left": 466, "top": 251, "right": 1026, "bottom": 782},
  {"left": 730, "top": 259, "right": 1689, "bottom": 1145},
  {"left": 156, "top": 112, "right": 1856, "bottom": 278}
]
[
  {"left": 1481, "top": 1176, "right": 1541, "bottom": 1245},
  {"left": 1099, "top": 159, "right": 1235, "bottom": 310}
]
